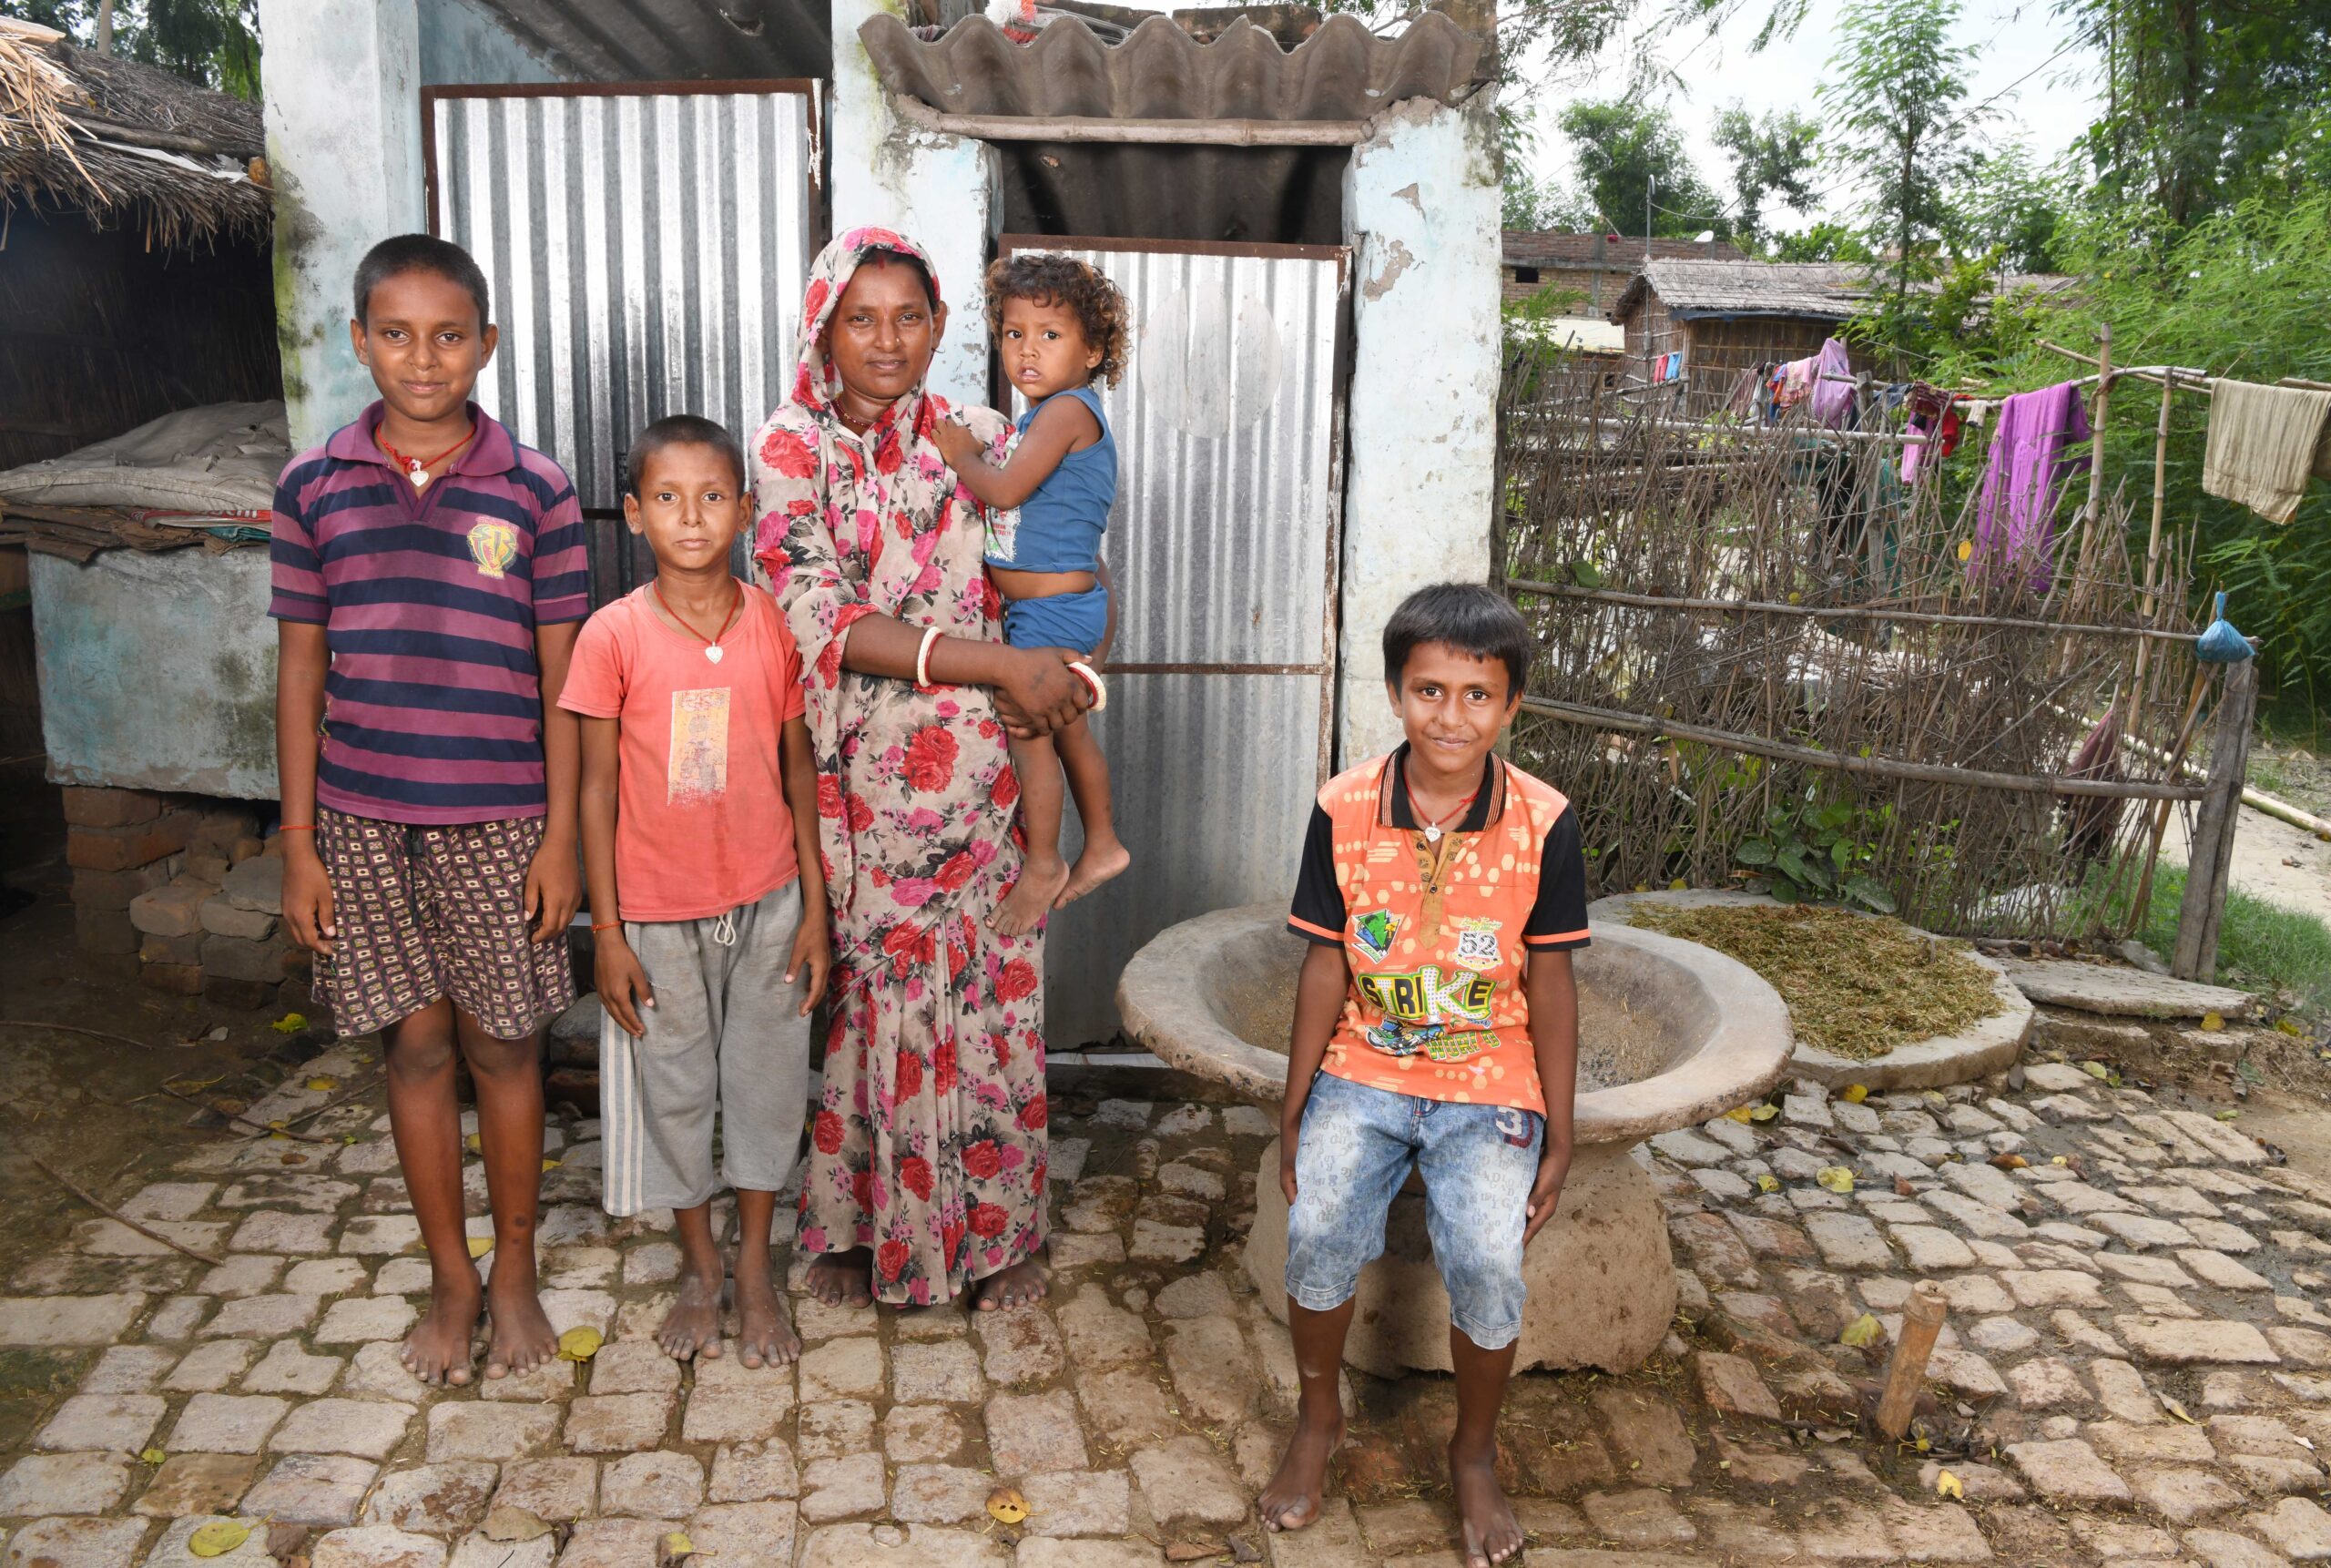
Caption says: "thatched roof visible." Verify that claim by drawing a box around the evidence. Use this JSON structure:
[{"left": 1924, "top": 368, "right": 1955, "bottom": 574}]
[
  {"left": 1609, "top": 260, "right": 1867, "bottom": 324},
  {"left": 0, "top": 19, "right": 269, "bottom": 249}
]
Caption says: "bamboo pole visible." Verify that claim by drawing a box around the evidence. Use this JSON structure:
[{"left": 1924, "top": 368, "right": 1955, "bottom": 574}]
[
  {"left": 2173, "top": 658, "right": 2260, "bottom": 983},
  {"left": 1503, "top": 578, "right": 2199, "bottom": 644},
  {"left": 1877, "top": 1282, "right": 1949, "bottom": 1441},
  {"left": 2130, "top": 369, "right": 2178, "bottom": 703},
  {"left": 2130, "top": 667, "right": 2214, "bottom": 935}
]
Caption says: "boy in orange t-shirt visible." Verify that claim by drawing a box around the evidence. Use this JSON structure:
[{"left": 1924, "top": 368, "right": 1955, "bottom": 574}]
[
  {"left": 563, "top": 416, "right": 830, "bottom": 1370},
  {"left": 1260, "top": 583, "right": 1588, "bottom": 1568}
]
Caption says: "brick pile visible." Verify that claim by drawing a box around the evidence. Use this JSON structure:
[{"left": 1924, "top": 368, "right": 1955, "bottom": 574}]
[{"left": 65, "top": 785, "right": 303, "bottom": 1010}]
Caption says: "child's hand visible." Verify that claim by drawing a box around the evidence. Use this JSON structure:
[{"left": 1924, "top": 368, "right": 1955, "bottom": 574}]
[
  {"left": 525, "top": 839, "right": 581, "bottom": 943},
  {"left": 931, "top": 418, "right": 981, "bottom": 470},
  {"left": 595, "top": 936, "right": 655, "bottom": 1038},
  {"left": 787, "top": 909, "right": 831, "bottom": 1016},
  {"left": 1523, "top": 1139, "right": 1573, "bottom": 1244},
  {"left": 281, "top": 842, "right": 336, "bottom": 958},
  {"left": 1278, "top": 1134, "right": 1299, "bottom": 1207}
]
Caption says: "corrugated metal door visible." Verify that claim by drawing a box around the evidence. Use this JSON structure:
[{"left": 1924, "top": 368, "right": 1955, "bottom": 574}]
[
  {"left": 422, "top": 83, "right": 818, "bottom": 601},
  {"left": 999, "top": 237, "right": 1349, "bottom": 1049}
]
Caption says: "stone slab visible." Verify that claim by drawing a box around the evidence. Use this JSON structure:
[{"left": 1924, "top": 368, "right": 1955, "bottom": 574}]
[{"left": 2000, "top": 957, "right": 2254, "bottom": 1019}]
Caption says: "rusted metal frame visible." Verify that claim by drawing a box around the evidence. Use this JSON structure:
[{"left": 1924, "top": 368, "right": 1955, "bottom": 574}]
[
  {"left": 1504, "top": 578, "right": 2199, "bottom": 645},
  {"left": 891, "top": 94, "right": 1369, "bottom": 147},
  {"left": 1517, "top": 696, "right": 2209, "bottom": 802},
  {"left": 999, "top": 232, "right": 1349, "bottom": 270}
]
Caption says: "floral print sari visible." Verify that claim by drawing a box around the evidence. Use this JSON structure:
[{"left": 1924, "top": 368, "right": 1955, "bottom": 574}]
[{"left": 750, "top": 228, "right": 1048, "bottom": 1306}]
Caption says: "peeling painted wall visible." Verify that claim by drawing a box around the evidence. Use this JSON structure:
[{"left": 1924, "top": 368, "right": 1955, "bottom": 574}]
[
  {"left": 257, "top": 0, "right": 427, "bottom": 453},
  {"left": 1337, "top": 97, "right": 1501, "bottom": 762},
  {"left": 31, "top": 550, "right": 279, "bottom": 799},
  {"left": 830, "top": 0, "right": 998, "bottom": 406},
  {"left": 419, "top": 0, "right": 568, "bottom": 87}
]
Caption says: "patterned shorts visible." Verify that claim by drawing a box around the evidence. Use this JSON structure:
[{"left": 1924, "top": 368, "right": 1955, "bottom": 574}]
[{"left": 315, "top": 809, "right": 575, "bottom": 1041}]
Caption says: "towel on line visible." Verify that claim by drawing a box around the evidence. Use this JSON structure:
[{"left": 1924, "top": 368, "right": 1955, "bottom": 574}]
[{"left": 2203, "top": 378, "right": 2331, "bottom": 524}]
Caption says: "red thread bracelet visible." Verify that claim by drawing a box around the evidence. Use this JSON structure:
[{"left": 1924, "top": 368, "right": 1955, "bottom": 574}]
[{"left": 590, "top": 921, "right": 622, "bottom": 932}]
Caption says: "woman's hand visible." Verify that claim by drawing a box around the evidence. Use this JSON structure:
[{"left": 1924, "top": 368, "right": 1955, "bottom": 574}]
[
  {"left": 596, "top": 935, "right": 655, "bottom": 1038},
  {"left": 990, "top": 647, "right": 1091, "bottom": 738},
  {"left": 788, "top": 908, "right": 832, "bottom": 1017}
]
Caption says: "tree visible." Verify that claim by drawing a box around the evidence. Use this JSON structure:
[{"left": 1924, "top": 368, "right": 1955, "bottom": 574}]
[
  {"left": 1954, "top": 140, "right": 2069, "bottom": 275},
  {"left": 1710, "top": 103, "right": 1820, "bottom": 246},
  {"left": 0, "top": 0, "right": 260, "bottom": 97},
  {"left": 1556, "top": 98, "right": 1728, "bottom": 241},
  {"left": 1817, "top": 0, "right": 1979, "bottom": 299}
]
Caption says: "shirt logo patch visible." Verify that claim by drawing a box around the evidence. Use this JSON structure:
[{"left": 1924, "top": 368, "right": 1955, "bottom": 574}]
[
  {"left": 1350, "top": 908, "right": 1398, "bottom": 963},
  {"left": 1451, "top": 919, "right": 1503, "bottom": 972},
  {"left": 467, "top": 520, "right": 519, "bottom": 578},
  {"left": 1354, "top": 965, "right": 1495, "bottom": 1030},
  {"left": 668, "top": 687, "right": 731, "bottom": 802}
]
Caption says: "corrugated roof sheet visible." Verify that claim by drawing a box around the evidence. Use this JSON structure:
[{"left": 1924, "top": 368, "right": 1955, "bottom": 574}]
[
  {"left": 860, "top": 9, "right": 1484, "bottom": 123},
  {"left": 1611, "top": 259, "right": 1866, "bottom": 323},
  {"left": 466, "top": 0, "right": 830, "bottom": 81},
  {"left": 1503, "top": 231, "right": 1743, "bottom": 270}
]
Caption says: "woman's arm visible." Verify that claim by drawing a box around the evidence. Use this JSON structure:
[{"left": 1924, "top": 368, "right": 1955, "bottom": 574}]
[
  {"left": 1523, "top": 950, "right": 1581, "bottom": 1242},
  {"left": 1277, "top": 941, "right": 1351, "bottom": 1205},
  {"left": 275, "top": 622, "right": 333, "bottom": 956},
  {"left": 838, "top": 616, "right": 1090, "bottom": 738},
  {"left": 932, "top": 396, "right": 1098, "bottom": 512}
]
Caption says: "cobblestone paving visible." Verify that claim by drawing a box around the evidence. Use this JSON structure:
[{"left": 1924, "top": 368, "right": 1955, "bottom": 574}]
[{"left": 9, "top": 1030, "right": 2331, "bottom": 1565}]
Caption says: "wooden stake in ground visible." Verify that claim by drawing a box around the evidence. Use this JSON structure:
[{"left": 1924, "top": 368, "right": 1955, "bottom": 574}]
[
  {"left": 1877, "top": 1281, "right": 1949, "bottom": 1441},
  {"left": 2174, "top": 657, "right": 2260, "bottom": 983}
]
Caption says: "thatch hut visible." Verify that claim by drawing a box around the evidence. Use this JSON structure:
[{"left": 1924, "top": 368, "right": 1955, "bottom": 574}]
[
  {"left": 0, "top": 19, "right": 279, "bottom": 473},
  {"left": 1607, "top": 259, "right": 1865, "bottom": 417}
]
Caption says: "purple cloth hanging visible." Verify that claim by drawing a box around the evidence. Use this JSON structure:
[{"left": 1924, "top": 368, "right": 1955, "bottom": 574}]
[
  {"left": 1807, "top": 338, "right": 1856, "bottom": 429},
  {"left": 1972, "top": 382, "right": 2092, "bottom": 589}
]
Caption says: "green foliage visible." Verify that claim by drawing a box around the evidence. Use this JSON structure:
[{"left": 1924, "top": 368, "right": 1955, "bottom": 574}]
[
  {"left": 1769, "top": 220, "right": 1873, "bottom": 264},
  {"left": 2124, "top": 865, "right": 2331, "bottom": 1023},
  {"left": 0, "top": 0, "right": 259, "bottom": 97},
  {"left": 1953, "top": 140, "right": 2071, "bottom": 274},
  {"left": 1817, "top": 0, "right": 1979, "bottom": 298},
  {"left": 1736, "top": 794, "right": 1897, "bottom": 911},
  {"left": 1710, "top": 103, "right": 1821, "bottom": 245},
  {"left": 1555, "top": 98, "right": 1729, "bottom": 239}
]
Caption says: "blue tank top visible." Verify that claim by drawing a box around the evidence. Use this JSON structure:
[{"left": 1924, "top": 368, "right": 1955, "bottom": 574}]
[{"left": 986, "top": 385, "right": 1115, "bottom": 574}]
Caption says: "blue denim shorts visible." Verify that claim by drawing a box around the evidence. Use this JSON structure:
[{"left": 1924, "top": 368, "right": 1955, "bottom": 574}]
[
  {"left": 1001, "top": 585, "right": 1109, "bottom": 655},
  {"left": 1284, "top": 1072, "right": 1543, "bottom": 1349}
]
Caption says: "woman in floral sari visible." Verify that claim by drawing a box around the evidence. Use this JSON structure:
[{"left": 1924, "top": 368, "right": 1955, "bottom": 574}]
[{"left": 751, "top": 229, "right": 1091, "bottom": 1309}]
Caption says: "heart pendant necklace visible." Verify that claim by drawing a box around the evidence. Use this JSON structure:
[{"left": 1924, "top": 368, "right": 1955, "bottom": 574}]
[
  {"left": 376, "top": 425, "right": 475, "bottom": 491},
  {"left": 654, "top": 579, "right": 744, "bottom": 664}
]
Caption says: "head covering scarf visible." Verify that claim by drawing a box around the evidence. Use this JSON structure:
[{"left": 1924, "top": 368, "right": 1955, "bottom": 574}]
[{"left": 748, "top": 228, "right": 1047, "bottom": 1307}]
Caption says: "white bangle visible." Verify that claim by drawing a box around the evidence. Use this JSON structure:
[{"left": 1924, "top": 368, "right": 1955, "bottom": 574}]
[{"left": 915, "top": 626, "right": 942, "bottom": 689}]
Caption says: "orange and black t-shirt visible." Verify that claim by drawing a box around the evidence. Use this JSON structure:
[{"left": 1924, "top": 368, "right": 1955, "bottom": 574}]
[{"left": 1288, "top": 746, "right": 1590, "bottom": 1114}]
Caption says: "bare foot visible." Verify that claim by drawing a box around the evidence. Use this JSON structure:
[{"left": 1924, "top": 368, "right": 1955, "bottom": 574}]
[
  {"left": 402, "top": 1267, "right": 483, "bottom": 1387},
  {"left": 1451, "top": 1440, "right": 1523, "bottom": 1566},
  {"left": 483, "top": 1270, "right": 558, "bottom": 1380},
  {"left": 990, "top": 854, "right": 1068, "bottom": 937},
  {"left": 658, "top": 1260, "right": 727, "bottom": 1361},
  {"left": 1053, "top": 833, "right": 1129, "bottom": 909},
  {"left": 1259, "top": 1409, "right": 1344, "bottom": 1532},
  {"left": 805, "top": 1247, "right": 874, "bottom": 1308},
  {"left": 972, "top": 1256, "right": 1047, "bottom": 1311},
  {"left": 734, "top": 1257, "right": 800, "bottom": 1368}
]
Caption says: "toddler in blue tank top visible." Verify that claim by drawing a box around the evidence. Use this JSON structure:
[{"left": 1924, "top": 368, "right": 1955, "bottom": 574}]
[{"left": 935, "top": 254, "right": 1132, "bottom": 935}]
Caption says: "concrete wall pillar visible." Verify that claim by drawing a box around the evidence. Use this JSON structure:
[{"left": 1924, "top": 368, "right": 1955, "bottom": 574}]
[
  {"left": 258, "top": 0, "right": 426, "bottom": 453},
  {"left": 1338, "top": 98, "right": 1502, "bottom": 762},
  {"left": 829, "top": 0, "right": 998, "bottom": 407}
]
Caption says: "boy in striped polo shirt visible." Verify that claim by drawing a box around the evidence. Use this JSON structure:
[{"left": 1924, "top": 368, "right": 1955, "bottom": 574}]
[{"left": 271, "top": 234, "right": 586, "bottom": 1387}]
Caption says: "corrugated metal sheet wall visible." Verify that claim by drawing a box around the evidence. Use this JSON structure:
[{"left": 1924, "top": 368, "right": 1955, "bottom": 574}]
[
  {"left": 426, "top": 87, "right": 816, "bottom": 598},
  {"left": 1003, "top": 239, "right": 1349, "bottom": 1048}
]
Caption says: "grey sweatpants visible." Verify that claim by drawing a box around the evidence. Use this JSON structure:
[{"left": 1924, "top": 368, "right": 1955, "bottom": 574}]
[{"left": 599, "top": 881, "right": 813, "bottom": 1217}]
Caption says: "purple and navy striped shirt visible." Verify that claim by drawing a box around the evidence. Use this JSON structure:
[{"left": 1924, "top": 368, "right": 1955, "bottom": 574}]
[{"left": 269, "top": 402, "right": 590, "bottom": 825}]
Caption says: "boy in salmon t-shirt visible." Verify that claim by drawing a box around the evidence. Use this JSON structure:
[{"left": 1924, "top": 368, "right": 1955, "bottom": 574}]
[{"left": 563, "top": 415, "right": 830, "bottom": 1369}]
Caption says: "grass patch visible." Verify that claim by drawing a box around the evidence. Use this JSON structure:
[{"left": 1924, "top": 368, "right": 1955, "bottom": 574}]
[
  {"left": 2128, "top": 864, "right": 2331, "bottom": 1023},
  {"left": 1626, "top": 903, "right": 2005, "bottom": 1060}
]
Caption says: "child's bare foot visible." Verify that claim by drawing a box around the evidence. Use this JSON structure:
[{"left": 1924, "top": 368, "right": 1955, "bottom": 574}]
[
  {"left": 1451, "top": 1439, "right": 1523, "bottom": 1566},
  {"left": 804, "top": 1247, "right": 874, "bottom": 1308},
  {"left": 1054, "top": 833, "right": 1129, "bottom": 909},
  {"left": 972, "top": 1255, "right": 1047, "bottom": 1311},
  {"left": 483, "top": 1271, "right": 557, "bottom": 1380},
  {"left": 402, "top": 1268, "right": 483, "bottom": 1387},
  {"left": 992, "top": 854, "right": 1068, "bottom": 937},
  {"left": 1259, "top": 1409, "right": 1344, "bottom": 1531},
  {"left": 734, "top": 1259, "right": 800, "bottom": 1368},
  {"left": 658, "top": 1260, "right": 727, "bottom": 1361}
]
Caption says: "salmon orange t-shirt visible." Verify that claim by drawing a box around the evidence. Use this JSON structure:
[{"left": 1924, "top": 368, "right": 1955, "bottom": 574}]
[{"left": 558, "top": 583, "right": 807, "bottom": 922}]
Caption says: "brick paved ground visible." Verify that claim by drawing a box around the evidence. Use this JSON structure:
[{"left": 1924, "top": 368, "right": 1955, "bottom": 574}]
[{"left": 7, "top": 1020, "right": 2331, "bottom": 1565}]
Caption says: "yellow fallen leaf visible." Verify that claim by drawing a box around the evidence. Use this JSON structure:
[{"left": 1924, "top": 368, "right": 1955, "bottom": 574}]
[
  {"left": 2216, "top": 1109, "right": 2241, "bottom": 1122},
  {"left": 271, "top": 1013, "right": 309, "bottom": 1033},
  {"left": 188, "top": 1520, "right": 250, "bottom": 1558},
  {"left": 1816, "top": 1166, "right": 1855, "bottom": 1194},
  {"left": 986, "top": 1484, "right": 1031, "bottom": 1524},
  {"left": 1990, "top": 1154, "right": 2029, "bottom": 1170},
  {"left": 2279, "top": 1017, "right": 2306, "bottom": 1036},
  {"left": 1839, "top": 1313, "right": 1884, "bottom": 1348},
  {"left": 1936, "top": 1470, "right": 1964, "bottom": 1499},
  {"left": 1748, "top": 1104, "right": 1779, "bottom": 1122},
  {"left": 1956, "top": 539, "right": 1974, "bottom": 562},
  {"left": 541, "top": 1159, "right": 562, "bottom": 1172},
  {"left": 464, "top": 1133, "right": 484, "bottom": 1156},
  {"left": 1915, "top": 1434, "right": 1931, "bottom": 1452},
  {"left": 659, "top": 1531, "right": 697, "bottom": 1564},
  {"left": 139, "top": 1447, "right": 166, "bottom": 1464},
  {"left": 2081, "top": 1061, "right": 2111, "bottom": 1080},
  {"left": 2201, "top": 1011, "right": 2225, "bottom": 1033},
  {"left": 1754, "top": 1174, "right": 1780, "bottom": 1193},
  {"left": 557, "top": 1327, "right": 603, "bottom": 1361},
  {"left": 2161, "top": 1393, "right": 2196, "bottom": 1423},
  {"left": 2051, "top": 1156, "right": 2070, "bottom": 1166},
  {"left": 1725, "top": 1106, "right": 1754, "bottom": 1123},
  {"left": 1842, "top": 1084, "right": 1869, "bottom": 1104},
  {"left": 467, "top": 1236, "right": 494, "bottom": 1258},
  {"left": 1669, "top": 878, "right": 1688, "bottom": 891},
  {"left": 305, "top": 1075, "right": 338, "bottom": 1092}
]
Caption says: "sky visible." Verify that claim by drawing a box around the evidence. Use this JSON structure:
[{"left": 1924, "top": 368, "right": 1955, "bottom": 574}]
[{"left": 1519, "top": 0, "right": 2103, "bottom": 229}]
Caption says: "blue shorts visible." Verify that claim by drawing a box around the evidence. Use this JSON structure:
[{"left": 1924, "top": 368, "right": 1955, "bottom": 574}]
[
  {"left": 1284, "top": 1072, "right": 1542, "bottom": 1349},
  {"left": 1001, "top": 585, "right": 1108, "bottom": 656}
]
